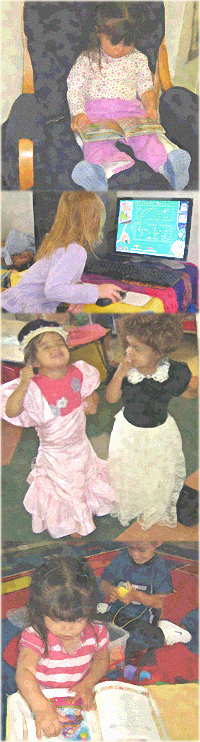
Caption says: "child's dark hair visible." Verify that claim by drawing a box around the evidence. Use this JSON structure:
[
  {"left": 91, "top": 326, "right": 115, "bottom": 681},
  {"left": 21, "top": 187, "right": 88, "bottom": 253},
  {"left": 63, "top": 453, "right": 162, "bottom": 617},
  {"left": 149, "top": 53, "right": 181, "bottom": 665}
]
[
  {"left": 117, "top": 313, "right": 183, "bottom": 355},
  {"left": 18, "top": 319, "right": 68, "bottom": 371},
  {"left": 87, "top": 3, "right": 136, "bottom": 57},
  {"left": 28, "top": 555, "right": 99, "bottom": 655}
]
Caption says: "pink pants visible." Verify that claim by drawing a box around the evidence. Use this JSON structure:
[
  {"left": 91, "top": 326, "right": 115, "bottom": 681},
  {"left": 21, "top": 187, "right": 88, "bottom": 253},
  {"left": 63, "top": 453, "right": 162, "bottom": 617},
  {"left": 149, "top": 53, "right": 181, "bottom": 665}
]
[{"left": 84, "top": 98, "right": 168, "bottom": 175}]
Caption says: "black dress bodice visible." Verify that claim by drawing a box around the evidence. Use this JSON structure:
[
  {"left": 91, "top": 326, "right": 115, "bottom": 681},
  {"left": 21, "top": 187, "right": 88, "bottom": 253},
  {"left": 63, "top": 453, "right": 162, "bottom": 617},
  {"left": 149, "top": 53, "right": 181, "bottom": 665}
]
[{"left": 122, "top": 359, "right": 191, "bottom": 428}]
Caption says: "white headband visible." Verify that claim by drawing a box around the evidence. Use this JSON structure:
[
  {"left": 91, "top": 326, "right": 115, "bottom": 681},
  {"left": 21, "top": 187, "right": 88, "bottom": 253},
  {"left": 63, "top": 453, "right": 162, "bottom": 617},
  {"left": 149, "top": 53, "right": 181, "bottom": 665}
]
[{"left": 19, "top": 325, "right": 69, "bottom": 351}]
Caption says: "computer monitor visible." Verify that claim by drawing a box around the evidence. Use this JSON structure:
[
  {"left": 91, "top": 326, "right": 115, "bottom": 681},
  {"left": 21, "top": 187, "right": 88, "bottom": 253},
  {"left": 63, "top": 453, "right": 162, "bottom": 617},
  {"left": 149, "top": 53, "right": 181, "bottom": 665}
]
[{"left": 115, "top": 197, "right": 193, "bottom": 264}]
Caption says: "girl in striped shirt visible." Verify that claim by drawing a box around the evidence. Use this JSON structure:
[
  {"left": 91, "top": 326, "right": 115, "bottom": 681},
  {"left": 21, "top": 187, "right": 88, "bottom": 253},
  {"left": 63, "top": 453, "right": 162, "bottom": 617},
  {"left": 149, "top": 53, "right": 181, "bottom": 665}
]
[{"left": 16, "top": 556, "right": 110, "bottom": 738}]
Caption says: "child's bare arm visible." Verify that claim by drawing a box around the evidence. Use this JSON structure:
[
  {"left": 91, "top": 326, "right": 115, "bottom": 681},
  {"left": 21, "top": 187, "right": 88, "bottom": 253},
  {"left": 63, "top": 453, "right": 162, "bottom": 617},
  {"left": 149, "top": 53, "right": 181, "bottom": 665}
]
[
  {"left": 106, "top": 357, "right": 132, "bottom": 403},
  {"left": 72, "top": 646, "right": 109, "bottom": 710},
  {"left": 83, "top": 390, "right": 99, "bottom": 414},
  {"left": 5, "top": 366, "right": 35, "bottom": 418},
  {"left": 16, "top": 647, "right": 66, "bottom": 738},
  {"left": 101, "top": 579, "right": 170, "bottom": 610},
  {"left": 119, "top": 583, "right": 169, "bottom": 610},
  {"left": 141, "top": 89, "right": 158, "bottom": 121}
]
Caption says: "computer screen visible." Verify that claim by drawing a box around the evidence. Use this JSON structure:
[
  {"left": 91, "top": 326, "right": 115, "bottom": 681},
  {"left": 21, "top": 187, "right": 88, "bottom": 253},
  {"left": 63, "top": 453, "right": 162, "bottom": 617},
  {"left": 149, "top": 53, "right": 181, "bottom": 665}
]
[{"left": 115, "top": 198, "right": 193, "bottom": 261}]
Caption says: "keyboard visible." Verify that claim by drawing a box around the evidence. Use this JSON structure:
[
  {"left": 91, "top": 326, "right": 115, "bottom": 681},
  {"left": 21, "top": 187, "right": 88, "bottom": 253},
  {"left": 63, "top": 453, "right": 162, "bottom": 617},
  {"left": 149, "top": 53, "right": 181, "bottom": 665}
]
[{"left": 85, "top": 257, "right": 184, "bottom": 287}]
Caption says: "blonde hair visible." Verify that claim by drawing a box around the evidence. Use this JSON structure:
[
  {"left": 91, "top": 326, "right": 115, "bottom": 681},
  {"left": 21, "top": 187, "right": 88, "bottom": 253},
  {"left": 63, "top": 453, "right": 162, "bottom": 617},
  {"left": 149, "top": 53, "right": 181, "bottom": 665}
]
[{"left": 35, "top": 191, "right": 106, "bottom": 261}]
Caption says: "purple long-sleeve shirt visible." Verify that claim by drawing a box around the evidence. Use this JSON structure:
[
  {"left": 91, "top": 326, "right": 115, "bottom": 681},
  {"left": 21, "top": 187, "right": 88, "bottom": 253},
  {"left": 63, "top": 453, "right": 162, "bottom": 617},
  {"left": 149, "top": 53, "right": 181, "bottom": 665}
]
[{"left": 1, "top": 244, "right": 99, "bottom": 312}]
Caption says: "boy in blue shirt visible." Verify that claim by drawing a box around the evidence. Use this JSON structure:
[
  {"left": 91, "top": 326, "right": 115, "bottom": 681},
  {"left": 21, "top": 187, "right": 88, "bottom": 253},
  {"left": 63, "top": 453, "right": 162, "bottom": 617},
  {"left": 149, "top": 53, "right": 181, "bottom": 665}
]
[{"left": 100, "top": 541, "right": 191, "bottom": 666}]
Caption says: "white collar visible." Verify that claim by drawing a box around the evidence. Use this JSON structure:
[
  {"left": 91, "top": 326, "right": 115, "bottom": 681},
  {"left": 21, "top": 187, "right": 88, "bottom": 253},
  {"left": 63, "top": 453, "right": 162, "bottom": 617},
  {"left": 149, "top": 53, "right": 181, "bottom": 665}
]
[{"left": 126, "top": 359, "right": 170, "bottom": 384}]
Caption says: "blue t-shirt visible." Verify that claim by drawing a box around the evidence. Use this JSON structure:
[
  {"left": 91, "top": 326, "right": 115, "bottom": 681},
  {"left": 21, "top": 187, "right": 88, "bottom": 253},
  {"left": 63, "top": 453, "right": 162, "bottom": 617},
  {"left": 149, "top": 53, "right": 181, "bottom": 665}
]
[
  {"left": 101, "top": 550, "right": 173, "bottom": 623},
  {"left": 181, "top": 609, "right": 198, "bottom": 655}
]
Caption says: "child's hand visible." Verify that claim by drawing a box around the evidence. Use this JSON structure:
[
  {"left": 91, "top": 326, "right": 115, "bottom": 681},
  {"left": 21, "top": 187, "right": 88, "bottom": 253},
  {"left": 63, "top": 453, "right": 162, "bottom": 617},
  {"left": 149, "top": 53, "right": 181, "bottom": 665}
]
[
  {"left": 98, "top": 284, "right": 123, "bottom": 303},
  {"left": 145, "top": 108, "right": 158, "bottom": 122},
  {"left": 71, "top": 113, "right": 92, "bottom": 132},
  {"left": 117, "top": 355, "right": 133, "bottom": 378},
  {"left": 119, "top": 582, "right": 137, "bottom": 605},
  {"left": 20, "top": 364, "right": 35, "bottom": 388},
  {"left": 109, "top": 586, "right": 121, "bottom": 602},
  {"left": 35, "top": 707, "right": 66, "bottom": 738},
  {"left": 83, "top": 391, "right": 99, "bottom": 414},
  {"left": 71, "top": 682, "right": 94, "bottom": 711}
]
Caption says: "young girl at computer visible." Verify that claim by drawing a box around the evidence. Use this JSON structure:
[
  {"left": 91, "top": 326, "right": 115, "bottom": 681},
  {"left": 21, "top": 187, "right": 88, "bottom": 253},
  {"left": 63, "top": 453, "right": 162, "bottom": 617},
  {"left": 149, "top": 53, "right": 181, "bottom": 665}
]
[
  {"left": 106, "top": 314, "right": 195, "bottom": 530},
  {"left": 2, "top": 319, "right": 116, "bottom": 538},
  {"left": 16, "top": 556, "right": 109, "bottom": 738},
  {"left": 1, "top": 191, "right": 122, "bottom": 313},
  {"left": 67, "top": 3, "right": 191, "bottom": 192}
]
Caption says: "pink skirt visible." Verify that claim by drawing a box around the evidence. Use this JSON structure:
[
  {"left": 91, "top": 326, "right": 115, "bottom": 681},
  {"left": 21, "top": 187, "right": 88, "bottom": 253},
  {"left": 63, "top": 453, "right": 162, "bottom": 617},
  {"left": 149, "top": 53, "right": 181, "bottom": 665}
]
[{"left": 84, "top": 98, "right": 167, "bottom": 175}]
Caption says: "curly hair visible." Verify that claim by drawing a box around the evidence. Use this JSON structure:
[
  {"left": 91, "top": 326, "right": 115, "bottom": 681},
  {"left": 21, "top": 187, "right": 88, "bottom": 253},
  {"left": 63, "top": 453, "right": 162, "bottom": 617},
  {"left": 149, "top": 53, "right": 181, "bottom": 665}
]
[
  {"left": 28, "top": 555, "right": 99, "bottom": 655},
  {"left": 117, "top": 313, "right": 183, "bottom": 355}
]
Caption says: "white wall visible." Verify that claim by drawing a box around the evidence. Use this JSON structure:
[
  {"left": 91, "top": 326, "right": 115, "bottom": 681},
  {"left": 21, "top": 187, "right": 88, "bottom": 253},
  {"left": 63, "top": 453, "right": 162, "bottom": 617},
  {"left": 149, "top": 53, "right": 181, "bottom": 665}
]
[
  {"left": 1, "top": 192, "right": 34, "bottom": 239},
  {"left": 164, "top": 1, "right": 186, "bottom": 80},
  {"left": 2, "top": 1, "right": 24, "bottom": 123}
]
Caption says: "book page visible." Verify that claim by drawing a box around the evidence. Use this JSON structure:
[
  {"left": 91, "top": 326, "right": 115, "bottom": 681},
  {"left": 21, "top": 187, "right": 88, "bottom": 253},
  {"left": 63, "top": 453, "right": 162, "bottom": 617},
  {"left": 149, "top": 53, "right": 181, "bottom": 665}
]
[
  {"left": 77, "top": 119, "right": 124, "bottom": 141},
  {"left": 93, "top": 683, "right": 165, "bottom": 741},
  {"left": 117, "top": 118, "right": 165, "bottom": 138}
]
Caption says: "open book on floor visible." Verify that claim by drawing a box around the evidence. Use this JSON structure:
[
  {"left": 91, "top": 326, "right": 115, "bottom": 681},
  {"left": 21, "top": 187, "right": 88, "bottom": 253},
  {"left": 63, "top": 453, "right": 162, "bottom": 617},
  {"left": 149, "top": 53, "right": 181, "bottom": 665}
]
[
  {"left": 77, "top": 118, "right": 165, "bottom": 142},
  {"left": 6, "top": 682, "right": 168, "bottom": 741}
]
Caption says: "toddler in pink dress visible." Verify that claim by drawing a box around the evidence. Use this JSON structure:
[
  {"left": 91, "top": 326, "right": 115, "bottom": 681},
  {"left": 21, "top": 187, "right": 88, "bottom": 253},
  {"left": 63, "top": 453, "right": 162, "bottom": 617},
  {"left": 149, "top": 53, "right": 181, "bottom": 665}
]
[{"left": 2, "top": 319, "right": 115, "bottom": 538}]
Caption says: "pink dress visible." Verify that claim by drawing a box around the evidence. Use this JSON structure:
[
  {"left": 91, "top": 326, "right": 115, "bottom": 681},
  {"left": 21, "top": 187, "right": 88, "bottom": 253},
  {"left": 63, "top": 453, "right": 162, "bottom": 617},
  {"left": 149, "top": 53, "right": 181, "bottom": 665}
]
[{"left": 1, "top": 361, "right": 115, "bottom": 538}]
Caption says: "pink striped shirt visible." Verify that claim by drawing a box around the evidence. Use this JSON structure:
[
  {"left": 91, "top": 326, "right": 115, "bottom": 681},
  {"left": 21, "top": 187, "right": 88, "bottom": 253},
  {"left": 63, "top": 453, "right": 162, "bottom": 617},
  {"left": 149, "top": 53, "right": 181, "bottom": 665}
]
[{"left": 19, "top": 622, "right": 109, "bottom": 689}]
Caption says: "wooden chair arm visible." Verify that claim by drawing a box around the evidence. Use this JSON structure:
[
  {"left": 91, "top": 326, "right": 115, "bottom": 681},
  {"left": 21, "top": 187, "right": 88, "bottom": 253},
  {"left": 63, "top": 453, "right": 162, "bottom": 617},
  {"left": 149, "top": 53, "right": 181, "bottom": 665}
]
[
  {"left": 154, "top": 38, "right": 173, "bottom": 108},
  {"left": 158, "top": 39, "right": 173, "bottom": 91},
  {"left": 19, "top": 138, "right": 34, "bottom": 190}
]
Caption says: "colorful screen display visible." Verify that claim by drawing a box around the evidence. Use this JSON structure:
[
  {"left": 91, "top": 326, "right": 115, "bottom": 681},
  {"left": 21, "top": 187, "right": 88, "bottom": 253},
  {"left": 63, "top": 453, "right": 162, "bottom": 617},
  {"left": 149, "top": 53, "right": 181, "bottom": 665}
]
[{"left": 115, "top": 199, "right": 192, "bottom": 260}]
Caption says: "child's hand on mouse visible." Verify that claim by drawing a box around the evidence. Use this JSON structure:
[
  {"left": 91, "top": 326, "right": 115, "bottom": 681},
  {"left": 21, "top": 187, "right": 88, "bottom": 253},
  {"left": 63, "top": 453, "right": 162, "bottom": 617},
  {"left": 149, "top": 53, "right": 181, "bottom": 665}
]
[
  {"left": 98, "top": 284, "right": 122, "bottom": 303},
  {"left": 35, "top": 706, "right": 67, "bottom": 738},
  {"left": 71, "top": 113, "right": 92, "bottom": 132},
  {"left": 20, "top": 364, "right": 35, "bottom": 389}
]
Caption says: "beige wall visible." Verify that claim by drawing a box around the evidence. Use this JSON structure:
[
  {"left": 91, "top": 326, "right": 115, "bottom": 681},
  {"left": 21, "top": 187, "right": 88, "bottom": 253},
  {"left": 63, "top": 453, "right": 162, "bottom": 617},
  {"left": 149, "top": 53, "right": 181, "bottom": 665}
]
[
  {"left": 173, "top": 2, "right": 199, "bottom": 94},
  {"left": 1, "top": 192, "right": 34, "bottom": 239},
  {"left": 2, "top": 1, "right": 24, "bottom": 123}
]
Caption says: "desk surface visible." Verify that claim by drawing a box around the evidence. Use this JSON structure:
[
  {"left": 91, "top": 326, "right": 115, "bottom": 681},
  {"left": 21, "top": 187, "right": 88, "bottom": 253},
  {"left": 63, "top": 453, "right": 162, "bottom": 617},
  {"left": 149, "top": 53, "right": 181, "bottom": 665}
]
[
  {"left": 149, "top": 683, "right": 198, "bottom": 740},
  {"left": 83, "top": 295, "right": 164, "bottom": 313}
]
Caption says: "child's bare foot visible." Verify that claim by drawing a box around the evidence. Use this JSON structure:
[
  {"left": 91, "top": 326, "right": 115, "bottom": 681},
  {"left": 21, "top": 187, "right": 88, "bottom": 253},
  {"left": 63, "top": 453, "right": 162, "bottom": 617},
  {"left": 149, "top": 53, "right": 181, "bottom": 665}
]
[{"left": 70, "top": 532, "right": 82, "bottom": 539}]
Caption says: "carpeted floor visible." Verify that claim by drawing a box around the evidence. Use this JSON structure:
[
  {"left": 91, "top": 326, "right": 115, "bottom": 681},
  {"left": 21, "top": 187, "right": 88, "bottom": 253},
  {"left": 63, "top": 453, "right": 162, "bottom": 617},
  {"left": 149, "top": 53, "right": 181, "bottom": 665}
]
[{"left": 2, "top": 327, "right": 198, "bottom": 550}]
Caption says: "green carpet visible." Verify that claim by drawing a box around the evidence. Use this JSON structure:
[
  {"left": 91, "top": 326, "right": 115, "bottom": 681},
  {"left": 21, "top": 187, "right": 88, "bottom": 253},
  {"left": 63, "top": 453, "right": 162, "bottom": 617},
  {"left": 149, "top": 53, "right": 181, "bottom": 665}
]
[{"left": 2, "top": 382, "right": 198, "bottom": 550}]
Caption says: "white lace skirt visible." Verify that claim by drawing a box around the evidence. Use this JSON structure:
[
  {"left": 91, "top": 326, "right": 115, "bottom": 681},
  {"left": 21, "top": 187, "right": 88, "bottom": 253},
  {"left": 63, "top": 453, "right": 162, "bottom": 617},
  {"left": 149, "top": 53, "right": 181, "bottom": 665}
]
[{"left": 108, "top": 410, "right": 186, "bottom": 530}]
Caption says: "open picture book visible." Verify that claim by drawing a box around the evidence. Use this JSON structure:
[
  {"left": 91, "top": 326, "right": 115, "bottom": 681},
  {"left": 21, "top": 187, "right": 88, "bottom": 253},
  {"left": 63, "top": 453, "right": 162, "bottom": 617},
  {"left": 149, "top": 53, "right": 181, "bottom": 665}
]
[
  {"left": 77, "top": 118, "right": 165, "bottom": 142},
  {"left": 6, "top": 682, "right": 168, "bottom": 741}
]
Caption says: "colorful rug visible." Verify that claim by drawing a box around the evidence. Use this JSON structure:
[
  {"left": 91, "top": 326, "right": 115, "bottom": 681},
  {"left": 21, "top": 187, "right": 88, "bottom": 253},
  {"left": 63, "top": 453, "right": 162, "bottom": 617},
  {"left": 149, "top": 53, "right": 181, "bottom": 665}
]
[{"left": 2, "top": 548, "right": 198, "bottom": 738}]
